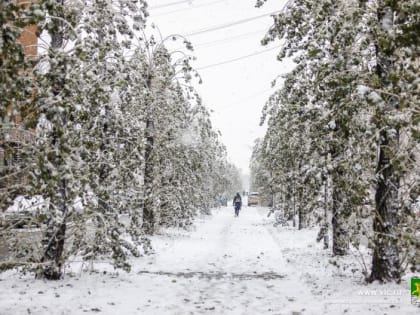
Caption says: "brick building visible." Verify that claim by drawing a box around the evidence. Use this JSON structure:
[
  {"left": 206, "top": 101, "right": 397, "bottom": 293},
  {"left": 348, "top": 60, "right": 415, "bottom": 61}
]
[{"left": 18, "top": 0, "right": 38, "bottom": 58}]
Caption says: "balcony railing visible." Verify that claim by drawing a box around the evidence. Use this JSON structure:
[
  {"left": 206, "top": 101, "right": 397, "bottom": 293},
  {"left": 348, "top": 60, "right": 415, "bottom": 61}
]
[{"left": 0, "top": 127, "right": 35, "bottom": 145}]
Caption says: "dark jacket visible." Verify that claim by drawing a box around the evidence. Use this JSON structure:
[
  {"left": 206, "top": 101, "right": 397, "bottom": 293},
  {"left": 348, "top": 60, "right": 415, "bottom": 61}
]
[{"left": 233, "top": 194, "right": 242, "bottom": 206}]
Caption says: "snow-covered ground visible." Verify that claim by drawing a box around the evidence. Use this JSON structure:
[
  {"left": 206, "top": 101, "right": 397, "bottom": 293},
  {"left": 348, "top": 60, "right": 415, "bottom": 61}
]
[{"left": 0, "top": 206, "right": 417, "bottom": 315}]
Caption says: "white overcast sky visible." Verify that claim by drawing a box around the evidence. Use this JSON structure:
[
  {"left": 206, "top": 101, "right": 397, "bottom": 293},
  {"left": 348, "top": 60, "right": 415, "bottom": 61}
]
[{"left": 148, "top": 0, "right": 292, "bottom": 175}]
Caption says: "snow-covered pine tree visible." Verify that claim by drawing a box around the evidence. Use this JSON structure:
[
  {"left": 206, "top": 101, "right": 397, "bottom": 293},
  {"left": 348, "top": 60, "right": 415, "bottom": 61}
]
[
  {"left": 256, "top": 0, "right": 418, "bottom": 281},
  {"left": 249, "top": 139, "right": 272, "bottom": 206},
  {"left": 257, "top": 0, "right": 372, "bottom": 254},
  {"left": 362, "top": 0, "right": 419, "bottom": 283},
  {"left": 307, "top": 0, "right": 372, "bottom": 255},
  {"left": 254, "top": 65, "right": 324, "bottom": 228},
  {"left": 22, "top": 0, "right": 150, "bottom": 278},
  {"left": 68, "top": 0, "right": 149, "bottom": 271},
  {"left": 131, "top": 34, "right": 197, "bottom": 234},
  {"left": 223, "top": 162, "right": 243, "bottom": 200},
  {"left": 29, "top": 0, "right": 88, "bottom": 279},
  {"left": 133, "top": 32, "right": 240, "bottom": 232}
]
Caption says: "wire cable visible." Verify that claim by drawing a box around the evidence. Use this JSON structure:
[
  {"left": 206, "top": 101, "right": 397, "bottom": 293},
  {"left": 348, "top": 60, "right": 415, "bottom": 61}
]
[
  {"left": 196, "top": 45, "right": 280, "bottom": 70},
  {"left": 153, "top": 0, "right": 225, "bottom": 16},
  {"left": 193, "top": 29, "right": 267, "bottom": 49},
  {"left": 184, "top": 10, "right": 280, "bottom": 37},
  {"left": 170, "top": 28, "right": 268, "bottom": 52},
  {"left": 149, "top": 0, "right": 194, "bottom": 10}
]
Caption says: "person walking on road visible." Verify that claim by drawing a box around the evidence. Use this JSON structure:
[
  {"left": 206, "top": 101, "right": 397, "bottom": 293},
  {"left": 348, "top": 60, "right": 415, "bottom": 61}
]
[{"left": 233, "top": 193, "right": 242, "bottom": 217}]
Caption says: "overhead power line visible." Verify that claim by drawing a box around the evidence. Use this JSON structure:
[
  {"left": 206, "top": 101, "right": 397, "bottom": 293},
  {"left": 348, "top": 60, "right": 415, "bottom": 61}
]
[
  {"left": 193, "top": 28, "right": 268, "bottom": 49},
  {"left": 184, "top": 10, "right": 280, "bottom": 37},
  {"left": 149, "top": 0, "right": 194, "bottom": 10},
  {"left": 153, "top": 0, "right": 225, "bottom": 16},
  {"left": 172, "top": 28, "right": 267, "bottom": 51},
  {"left": 196, "top": 45, "right": 280, "bottom": 70}
]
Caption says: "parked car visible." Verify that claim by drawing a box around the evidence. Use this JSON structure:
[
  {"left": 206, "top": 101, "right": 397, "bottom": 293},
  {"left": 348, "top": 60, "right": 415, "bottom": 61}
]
[{"left": 248, "top": 192, "right": 259, "bottom": 206}]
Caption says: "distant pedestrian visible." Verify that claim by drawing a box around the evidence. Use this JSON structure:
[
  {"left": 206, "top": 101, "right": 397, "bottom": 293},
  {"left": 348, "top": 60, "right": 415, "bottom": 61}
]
[{"left": 233, "top": 193, "right": 242, "bottom": 217}]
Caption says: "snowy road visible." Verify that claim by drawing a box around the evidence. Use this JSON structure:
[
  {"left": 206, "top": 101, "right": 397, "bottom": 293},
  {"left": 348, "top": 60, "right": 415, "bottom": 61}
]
[{"left": 0, "top": 207, "right": 416, "bottom": 315}]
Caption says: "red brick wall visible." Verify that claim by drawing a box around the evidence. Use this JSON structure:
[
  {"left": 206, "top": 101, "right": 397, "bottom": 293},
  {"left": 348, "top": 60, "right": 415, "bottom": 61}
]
[{"left": 17, "top": 0, "right": 38, "bottom": 57}]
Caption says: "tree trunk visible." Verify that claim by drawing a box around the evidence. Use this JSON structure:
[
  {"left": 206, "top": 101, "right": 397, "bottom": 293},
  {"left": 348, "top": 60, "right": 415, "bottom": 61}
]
[
  {"left": 298, "top": 174, "right": 306, "bottom": 230},
  {"left": 142, "top": 74, "right": 155, "bottom": 235},
  {"left": 369, "top": 4, "right": 401, "bottom": 283},
  {"left": 292, "top": 179, "right": 296, "bottom": 227},
  {"left": 142, "top": 118, "right": 155, "bottom": 234},
  {"left": 298, "top": 186, "right": 305, "bottom": 230},
  {"left": 298, "top": 207, "right": 304, "bottom": 230},
  {"left": 323, "top": 152, "right": 329, "bottom": 249},
  {"left": 298, "top": 172, "right": 305, "bottom": 229},
  {"left": 40, "top": 4, "right": 67, "bottom": 279},
  {"left": 41, "top": 179, "right": 68, "bottom": 280},
  {"left": 331, "top": 171, "right": 350, "bottom": 256},
  {"left": 370, "top": 130, "right": 401, "bottom": 282}
]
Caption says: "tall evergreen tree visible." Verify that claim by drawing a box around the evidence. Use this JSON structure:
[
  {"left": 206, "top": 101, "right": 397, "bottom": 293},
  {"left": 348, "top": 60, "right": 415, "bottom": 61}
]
[
  {"left": 364, "top": 0, "right": 419, "bottom": 283},
  {"left": 256, "top": 0, "right": 418, "bottom": 281}
]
